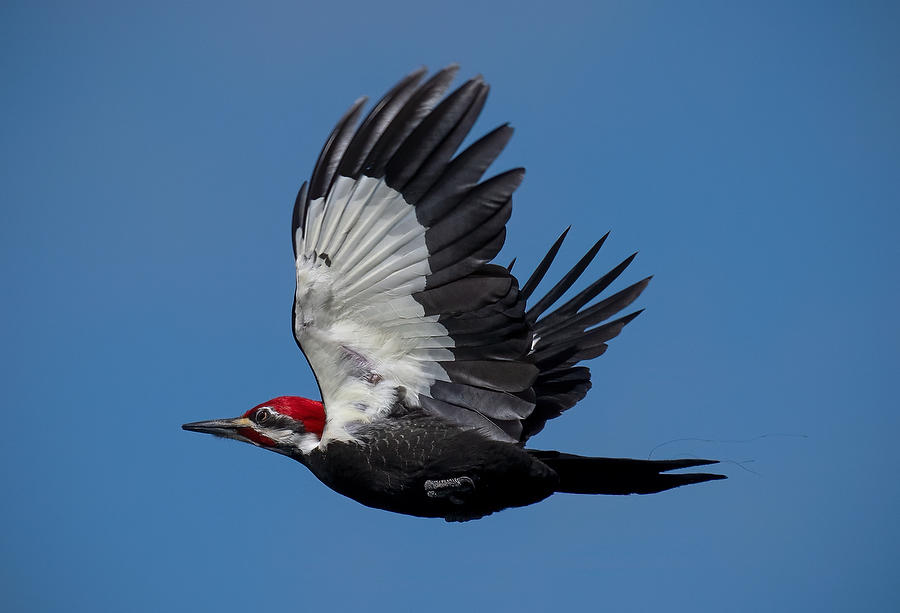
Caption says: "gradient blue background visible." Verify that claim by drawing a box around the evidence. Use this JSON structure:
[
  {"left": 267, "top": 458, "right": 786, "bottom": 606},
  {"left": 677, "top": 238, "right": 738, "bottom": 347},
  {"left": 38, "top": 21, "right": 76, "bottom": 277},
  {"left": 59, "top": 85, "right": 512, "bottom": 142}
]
[{"left": 3, "top": 2, "right": 898, "bottom": 611}]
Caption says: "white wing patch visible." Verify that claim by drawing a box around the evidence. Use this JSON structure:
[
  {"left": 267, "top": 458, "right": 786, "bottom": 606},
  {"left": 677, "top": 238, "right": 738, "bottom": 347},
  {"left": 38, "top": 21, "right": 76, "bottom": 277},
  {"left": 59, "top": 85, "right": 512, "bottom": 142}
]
[{"left": 294, "top": 176, "right": 453, "bottom": 444}]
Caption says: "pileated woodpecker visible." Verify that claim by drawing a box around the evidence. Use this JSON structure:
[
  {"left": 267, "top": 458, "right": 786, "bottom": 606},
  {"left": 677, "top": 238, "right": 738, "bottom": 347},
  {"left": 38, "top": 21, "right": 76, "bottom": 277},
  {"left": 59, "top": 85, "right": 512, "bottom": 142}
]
[{"left": 183, "top": 66, "right": 725, "bottom": 521}]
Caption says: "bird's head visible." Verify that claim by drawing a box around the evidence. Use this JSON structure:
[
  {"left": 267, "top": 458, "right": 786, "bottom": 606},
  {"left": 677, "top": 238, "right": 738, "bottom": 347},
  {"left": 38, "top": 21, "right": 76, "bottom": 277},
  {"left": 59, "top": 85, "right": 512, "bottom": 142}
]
[{"left": 182, "top": 396, "right": 325, "bottom": 457}]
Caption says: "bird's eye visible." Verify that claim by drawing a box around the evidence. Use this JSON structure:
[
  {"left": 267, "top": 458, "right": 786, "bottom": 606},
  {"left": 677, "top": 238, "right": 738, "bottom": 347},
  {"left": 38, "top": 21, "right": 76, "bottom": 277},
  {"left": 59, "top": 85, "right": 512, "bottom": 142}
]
[{"left": 255, "top": 408, "right": 273, "bottom": 424}]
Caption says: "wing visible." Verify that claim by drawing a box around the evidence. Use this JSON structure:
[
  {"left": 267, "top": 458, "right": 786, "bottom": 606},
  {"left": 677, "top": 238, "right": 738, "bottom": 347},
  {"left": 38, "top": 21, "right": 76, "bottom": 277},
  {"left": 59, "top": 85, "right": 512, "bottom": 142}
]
[
  {"left": 515, "top": 230, "right": 650, "bottom": 441},
  {"left": 292, "top": 66, "right": 538, "bottom": 443}
]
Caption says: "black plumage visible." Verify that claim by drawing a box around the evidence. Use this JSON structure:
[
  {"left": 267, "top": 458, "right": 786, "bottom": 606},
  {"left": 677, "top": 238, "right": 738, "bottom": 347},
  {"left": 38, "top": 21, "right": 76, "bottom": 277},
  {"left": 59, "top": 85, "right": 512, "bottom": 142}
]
[
  {"left": 337, "top": 67, "right": 427, "bottom": 180},
  {"left": 386, "top": 76, "right": 487, "bottom": 198},
  {"left": 425, "top": 227, "right": 507, "bottom": 288},
  {"left": 308, "top": 97, "right": 367, "bottom": 201},
  {"left": 530, "top": 451, "right": 726, "bottom": 495},
  {"left": 415, "top": 124, "right": 514, "bottom": 225},
  {"left": 525, "top": 233, "right": 609, "bottom": 323},
  {"left": 302, "top": 412, "right": 559, "bottom": 520},
  {"left": 365, "top": 65, "right": 458, "bottom": 179}
]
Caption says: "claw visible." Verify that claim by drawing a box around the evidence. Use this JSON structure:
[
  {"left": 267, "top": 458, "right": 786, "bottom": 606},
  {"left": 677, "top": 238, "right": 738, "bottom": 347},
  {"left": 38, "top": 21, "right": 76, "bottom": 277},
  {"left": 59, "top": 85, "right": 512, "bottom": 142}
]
[{"left": 425, "top": 476, "right": 475, "bottom": 504}]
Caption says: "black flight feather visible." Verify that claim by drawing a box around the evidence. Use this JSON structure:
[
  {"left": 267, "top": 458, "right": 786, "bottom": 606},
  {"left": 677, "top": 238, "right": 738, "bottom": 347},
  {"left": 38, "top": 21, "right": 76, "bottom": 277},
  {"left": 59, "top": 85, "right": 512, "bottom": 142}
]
[
  {"left": 424, "top": 228, "right": 507, "bottom": 289},
  {"left": 365, "top": 65, "right": 459, "bottom": 179},
  {"left": 536, "top": 252, "right": 638, "bottom": 330},
  {"left": 440, "top": 360, "right": 539, "bottom": 393},
  {"left": 291, "top": 180, "right": 308, "bottom": 248},
  {"left": 414, "top": 275, "right": 512, "bottom": 316},
  {"left": 425, "top": 169, "right": 523, "bottom": 252},
  {"left": 415, "top": 124, "right": 514, "bottom": 226},
  {"left": 420, "top": 395, "right": 522, "bottom": 442},
  {"left": 430, "top": 381, "right": 535, "bottom": 421},
  {"left": 536, "top": 278, "right": 651, "bottom": 346},
  {"left": 308, "top": 97, "right": 367, "bottom": 201},
  {"left": 337, "top": 67, "right": 427, "bottom": 179},
  {"left": 386, "top": 77, "right": 486, "bottom": 197},
  {"left": 525, "top": 233, "right": 608, "bottom": 323},
  {"left": 520, "top": 227, "right": 570, "bottom": 302}
]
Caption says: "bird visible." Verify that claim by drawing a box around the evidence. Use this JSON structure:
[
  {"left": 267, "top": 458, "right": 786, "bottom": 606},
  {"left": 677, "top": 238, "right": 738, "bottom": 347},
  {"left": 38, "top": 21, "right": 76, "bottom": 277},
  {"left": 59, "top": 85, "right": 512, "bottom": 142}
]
[{"left": 183, "top": 65, "right": 725, "bottom": 522}]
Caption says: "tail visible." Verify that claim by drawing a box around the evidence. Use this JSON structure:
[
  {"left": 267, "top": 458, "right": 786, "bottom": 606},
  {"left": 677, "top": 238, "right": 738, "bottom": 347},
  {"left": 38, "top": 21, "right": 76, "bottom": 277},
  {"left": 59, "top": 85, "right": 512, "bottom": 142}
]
[{"left": 530, "top": 450, "right": 726, "bottom": 495}]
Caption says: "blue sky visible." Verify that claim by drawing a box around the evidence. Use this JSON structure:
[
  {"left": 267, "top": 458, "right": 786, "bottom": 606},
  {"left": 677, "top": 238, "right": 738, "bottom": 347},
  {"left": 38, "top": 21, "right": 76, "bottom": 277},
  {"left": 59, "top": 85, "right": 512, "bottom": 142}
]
[{"left": 2, "top": 1, "right": 898, "bottom": 611}]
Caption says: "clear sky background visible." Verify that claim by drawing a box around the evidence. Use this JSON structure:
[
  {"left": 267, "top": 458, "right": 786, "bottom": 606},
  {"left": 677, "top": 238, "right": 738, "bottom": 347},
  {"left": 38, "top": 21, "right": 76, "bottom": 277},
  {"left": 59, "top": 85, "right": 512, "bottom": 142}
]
[{"left": 2, "top": 1, "right": 898, "bottom": 611}]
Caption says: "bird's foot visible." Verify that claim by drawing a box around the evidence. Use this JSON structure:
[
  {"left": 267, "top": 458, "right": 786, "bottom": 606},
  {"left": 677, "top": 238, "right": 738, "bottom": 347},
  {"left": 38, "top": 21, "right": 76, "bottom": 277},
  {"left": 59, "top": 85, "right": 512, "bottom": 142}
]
[{"left": 425, "top": 476, "right": 475, "bottom": 504}]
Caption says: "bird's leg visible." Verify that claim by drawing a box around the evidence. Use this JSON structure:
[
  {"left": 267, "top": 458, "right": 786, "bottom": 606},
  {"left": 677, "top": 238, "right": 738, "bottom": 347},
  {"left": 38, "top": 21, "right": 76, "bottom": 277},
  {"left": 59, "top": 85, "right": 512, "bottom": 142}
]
[{"left": 424, "top": 476, "right": 475, "bottom": 504}]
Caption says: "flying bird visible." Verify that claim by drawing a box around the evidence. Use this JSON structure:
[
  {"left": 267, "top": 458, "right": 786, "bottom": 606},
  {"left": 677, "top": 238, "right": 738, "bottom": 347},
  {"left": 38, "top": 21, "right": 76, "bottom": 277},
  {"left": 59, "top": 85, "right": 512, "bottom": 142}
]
[{"left": 183, "top": 66, "right": 725, "bottom": 521}]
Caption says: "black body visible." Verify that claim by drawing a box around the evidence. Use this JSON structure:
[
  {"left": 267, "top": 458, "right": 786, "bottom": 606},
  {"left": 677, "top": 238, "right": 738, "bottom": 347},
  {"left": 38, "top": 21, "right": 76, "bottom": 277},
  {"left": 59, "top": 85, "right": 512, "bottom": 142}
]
[
  {"left": 298, "top": 406, "right": 722, "bottom": 522},
  {"left": 302, "top": 409, "right": 556, "bottom": 521}
]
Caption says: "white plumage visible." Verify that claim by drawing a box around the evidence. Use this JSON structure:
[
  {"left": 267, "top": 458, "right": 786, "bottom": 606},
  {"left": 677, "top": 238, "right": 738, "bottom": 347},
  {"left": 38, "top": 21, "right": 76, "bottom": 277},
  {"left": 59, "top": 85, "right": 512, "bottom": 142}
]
[{"left": 294, "top": 176, "right": 455, "bottom": 444}]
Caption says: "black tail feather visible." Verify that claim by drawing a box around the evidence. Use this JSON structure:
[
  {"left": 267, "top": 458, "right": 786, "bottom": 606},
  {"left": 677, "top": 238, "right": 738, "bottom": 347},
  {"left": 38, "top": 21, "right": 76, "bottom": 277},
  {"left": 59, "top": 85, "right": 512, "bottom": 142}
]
[{"left": 530, "top": 450, "right": 726, "bottom": 495}]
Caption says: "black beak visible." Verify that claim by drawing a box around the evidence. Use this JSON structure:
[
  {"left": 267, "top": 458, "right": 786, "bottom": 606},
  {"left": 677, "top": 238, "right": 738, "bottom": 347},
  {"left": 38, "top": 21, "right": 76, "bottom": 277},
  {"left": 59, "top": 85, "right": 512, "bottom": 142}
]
[{"left": 182, "top": 417, "right": 249, "bottom": 437}]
